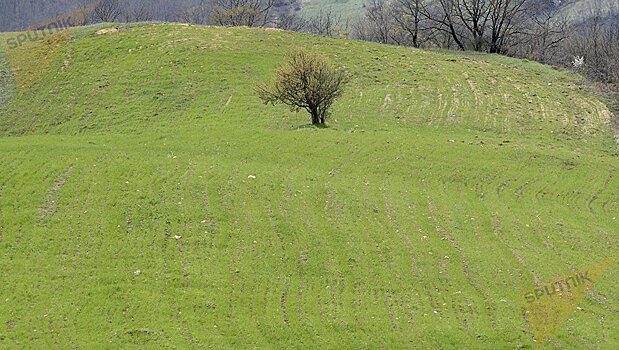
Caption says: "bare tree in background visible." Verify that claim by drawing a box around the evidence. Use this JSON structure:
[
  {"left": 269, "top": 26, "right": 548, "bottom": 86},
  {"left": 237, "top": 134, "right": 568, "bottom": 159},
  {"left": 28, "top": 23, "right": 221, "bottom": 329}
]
[
  {"left": 420, "top": 0, "right": 467, "bottom": 50},
  {"left": 176, "top": 4, "right": 212, "bottom": 24},
  {"left": 486, "top": 0, "right": 529, "bottom": 53},
  {"left": 562, "top": 4, "right": 619, "bottom": 84},
  {"left": 210, "top": 0, "right": 276, "bottom": 26},
  {"left": 123, "top": 5, "right": 155, "bottom": 23},
  {"left": 277, "top": 14, "right": 307, "bottom": 31},
  {"left": 353, "top": 0, "right": 399, "bottom": 44},
  {"left": 93, "top": 0, "right": 122, "bottom": 22},
  {"left": 393, "top": 0, "right": 424, "bottom": 47},
  {"left": 306, "top": 9, "right": 352, "bottom": 38},
  {"left": 513, "top": 3, "right": 568, "bottom": 63},
  {"left": 356, "top": 0, "right": 531, "bottom": 52}
]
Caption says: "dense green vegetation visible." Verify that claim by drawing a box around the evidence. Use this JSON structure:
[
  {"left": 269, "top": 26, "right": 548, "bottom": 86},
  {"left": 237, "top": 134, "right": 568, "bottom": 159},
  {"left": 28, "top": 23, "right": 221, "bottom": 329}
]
[{"left": 0, "top": 23, "right": 617, "bottom": 348}]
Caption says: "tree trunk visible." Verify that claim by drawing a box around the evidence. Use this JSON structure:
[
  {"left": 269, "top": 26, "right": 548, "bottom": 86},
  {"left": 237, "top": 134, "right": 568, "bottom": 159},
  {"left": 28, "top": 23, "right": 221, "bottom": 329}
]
[{"left": 310, "top": 107, "right": 320, "bottom": 124}]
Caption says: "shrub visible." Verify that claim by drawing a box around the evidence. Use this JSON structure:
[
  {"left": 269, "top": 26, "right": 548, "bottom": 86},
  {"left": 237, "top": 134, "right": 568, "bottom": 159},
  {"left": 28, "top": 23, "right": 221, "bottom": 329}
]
[{"left": 256, "top": 48, "right": 348, "bottom": 125}]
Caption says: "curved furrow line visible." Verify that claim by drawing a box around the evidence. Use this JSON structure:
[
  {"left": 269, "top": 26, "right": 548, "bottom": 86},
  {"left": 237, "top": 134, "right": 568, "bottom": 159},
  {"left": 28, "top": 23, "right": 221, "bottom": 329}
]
[
  {"left": 490, "top": 215, "right": 539, "bottom": 284},
  {"left": 239, "top": 192, "right": 253, "bottom": 284},
  {"left": 399, "top": 191, "right": 442, "bottom": 320},
  {"left": 67, "top": 166, "right": 98, "bottom": 342},
  {"left": 78, "top": 158, "right": 106, "bottom": 275},
  {"left": 514, "top": 179, "right": 535, "bottom": 200},
  {"left": 357, "top": 183, "right": 396, "bottom": 346},
  {"left": 93, "top": 180, "right": 110, "bottom": 271},
  {"left": 588, "top": 167, "right": 614, "bottom": 216},
  {"left": 199, "top": 189, "right": 216, "bottom": 250},
  {"left": 439, "top": 255, "right": 472, "bottom": 337},
  {"left": 337, "top": 179, "right": 375, "bottom": 345},
  {"left": 401, "top": 291, "right": 432, "bottom": 350},
  {"left": 564, "top": 320, "right": 591, "bottom": 349},
  {"left": 381, "top": 184, "right": 435, "bottom": 347},
  {"left": 381, "top": 184, "right": 417, "bottom": 269},
  {"left": 38, "top": 166, "right": 74, "bottom": 224},
  {"left": 67, "top": 165, "right": 89, "bottom": 283},
  {"left": 370, "top": 194, "right": 394, "bottom": 272},
  {"left": 384, "top": 289, "right": 416, "bottom": 348},
  {"left": 213, "top": 179, "right": 238, "bottom": 334},
  {"left": 532, "top": 218, "right": 570, "bottom": 267},
  {"left": 463, "top": 210, "right": 509, "bottom": 325},
  {"left": 260, "top": 186, "right": 292, "bottom": 331},
  {"left": 175, "top": 174, "right": 200, "bottom": 344},
  {"left": 262, "top": 183, "right": 291, "bottom": 337},
  {"left": 400, "top": 191, "right": 445, "bottom": 349},
  {"left": 359, "top": 182, "right": 386, "bottom": 278},
  {"left": 426, "top": 194, "right": 502, "bottom": 337},
  {"left": 247, "top": 277, "right": 269, "bottom": 341},
  {"left": 158, "top": 179, "right": 174, "bottom": 299},
  {"left": 225, "top": 188, "right": 247, "bottom": 336},
  {"left": 0, "top": 185, "right": 3, "bottom": 245}
]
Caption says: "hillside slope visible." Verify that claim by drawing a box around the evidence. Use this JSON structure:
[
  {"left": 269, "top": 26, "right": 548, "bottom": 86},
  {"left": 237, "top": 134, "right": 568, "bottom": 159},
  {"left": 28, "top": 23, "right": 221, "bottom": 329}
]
[{"left": 0, "top": 24, "right": 617, "bottom": 349}]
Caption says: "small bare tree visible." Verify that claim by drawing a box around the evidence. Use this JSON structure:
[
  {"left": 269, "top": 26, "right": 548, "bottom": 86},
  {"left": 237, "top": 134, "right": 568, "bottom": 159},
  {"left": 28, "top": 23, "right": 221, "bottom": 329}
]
[
  {"left": 276, "top": 14, "right": 307, "bottom": 32},
  {"left": 306, "top": 9, "right": 352, "bottom": 38},
  {"left": 123, "top": 5, "right": 155, "bottom": 23},
  {"left": 176, "top": 5, "right": 212, "bottom": 24},
  {"left": 393, "top": 0, "right": 424, "bottom": 47},
  {"left": 210, "top": 0, "right": 276, "bottom": 27},
  {"left": 256, "top": 49, "right": 349, "bottom": 125},
  {"left": 93, "top": 0, "right": 123, "bottom": 23}
]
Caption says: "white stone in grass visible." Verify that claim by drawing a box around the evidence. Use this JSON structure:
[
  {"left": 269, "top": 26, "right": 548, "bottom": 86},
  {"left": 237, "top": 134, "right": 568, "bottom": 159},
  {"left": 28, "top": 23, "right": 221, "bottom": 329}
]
[
  {"left": 248, "top": 175, "right": 256, "bottom": 179},
  {"left": 174, "top": 235, "right": 182, "bottom": 240},
  {"left": 134, "top": 270, "right": 141, "bottom": 276}
]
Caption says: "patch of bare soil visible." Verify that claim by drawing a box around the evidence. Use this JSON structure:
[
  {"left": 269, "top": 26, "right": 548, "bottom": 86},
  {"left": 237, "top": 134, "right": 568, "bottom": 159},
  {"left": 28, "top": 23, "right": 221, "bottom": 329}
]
[{"left": 95, "top": 27, "right": 118, "bottom": 35}]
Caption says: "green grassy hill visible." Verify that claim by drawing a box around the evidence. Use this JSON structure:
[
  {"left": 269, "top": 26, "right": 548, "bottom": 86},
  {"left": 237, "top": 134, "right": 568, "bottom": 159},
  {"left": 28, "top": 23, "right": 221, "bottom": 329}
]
[{"left": 0, "top": 23, "right": 617, "bottom": 349}]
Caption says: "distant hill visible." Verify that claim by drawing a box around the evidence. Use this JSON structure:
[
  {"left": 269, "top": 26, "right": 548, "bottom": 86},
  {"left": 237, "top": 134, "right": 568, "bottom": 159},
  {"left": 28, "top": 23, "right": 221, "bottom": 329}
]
[
  {"left": 559, "top": 0, "right": 618, "bottom": 22},
  {"left": 294, "top": 0, "right": 365, "bottom": 18}
]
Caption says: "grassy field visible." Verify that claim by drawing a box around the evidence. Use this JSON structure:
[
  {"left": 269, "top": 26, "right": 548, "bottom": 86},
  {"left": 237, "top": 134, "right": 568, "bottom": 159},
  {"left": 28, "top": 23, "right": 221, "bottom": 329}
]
[{"left": 0, "top": 23, "right": 617, "bottom": 349}]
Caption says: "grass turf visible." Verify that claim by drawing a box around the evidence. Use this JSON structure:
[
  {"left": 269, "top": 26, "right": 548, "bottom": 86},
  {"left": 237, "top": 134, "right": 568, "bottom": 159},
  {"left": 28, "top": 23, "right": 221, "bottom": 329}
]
[{"left": 0, "top": 23, "right": 617, "bottom": 349}]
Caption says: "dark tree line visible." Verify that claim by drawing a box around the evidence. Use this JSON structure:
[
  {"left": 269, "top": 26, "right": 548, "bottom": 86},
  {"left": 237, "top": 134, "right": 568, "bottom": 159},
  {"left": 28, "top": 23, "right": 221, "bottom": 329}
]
[
  {"left": 349, "top": 0, "right": 618, "bottom": 84},
  {"left": 0, "top": 0, "right": 297, "bottom": 31}
]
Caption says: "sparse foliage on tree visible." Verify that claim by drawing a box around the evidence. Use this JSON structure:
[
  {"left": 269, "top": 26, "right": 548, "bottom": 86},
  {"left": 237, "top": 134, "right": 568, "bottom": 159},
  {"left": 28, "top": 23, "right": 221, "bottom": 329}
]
[{"left": 256, "top": 49, "right": 349, "bottom": 125}]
